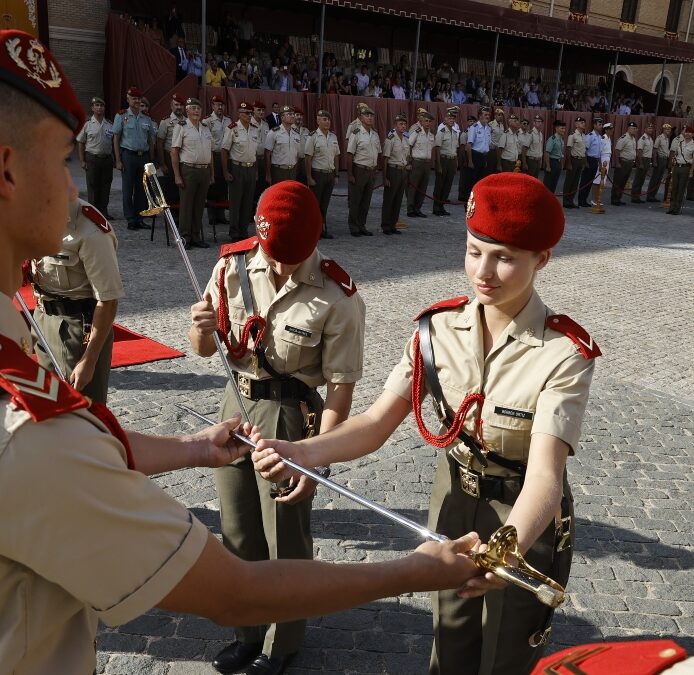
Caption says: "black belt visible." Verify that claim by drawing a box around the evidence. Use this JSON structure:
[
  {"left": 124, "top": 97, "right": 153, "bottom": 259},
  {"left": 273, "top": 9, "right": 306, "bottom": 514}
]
[
  {"left": 86, "top": 152, "right": 112, "bottom": 158},
  {"left": 453, "top": 460, "right": 522, "bottom": 501},
  {"left": 41, "top": 296, "right": 96, "bottom": 317},
  {"left": 233, "top": 372, "right": 310, "bottom": 401},
  {"left": 122, "top": 148, "right": 147, "bottom": 156}
]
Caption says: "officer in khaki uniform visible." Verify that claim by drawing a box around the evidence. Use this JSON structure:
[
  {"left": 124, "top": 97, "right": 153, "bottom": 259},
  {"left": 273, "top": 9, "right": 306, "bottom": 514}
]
[
  {"left": 487, "top": 108, "right": 506, "bottom": 173},
  {"left": 521, "top": 114, "right": 544, "bottom": 178},
  {"left": 381, "top": 112, "right": 411, "bottom": 235},
  {"left": 171, "top": 97, "right": 214, "bottom": 249},
  {"left": 203, "top": 95, "right": 232, "bottom": 226},
  {"left": 432, "top": 107, "right": 459, "bottom": 216},
  {"left": 409, "top": 107, "right": 429, "bottom": 135},
  {"left": 252, "top": 101, "right": 270, "bottom": 203},
  {"left": 345, "top": 101, "right": 370, "bottom": 139},
  {"left": 293, "top": 108, "right": 310, "bottom": 185},
  {"left": 631, "top": 123, "right": 654, "bottom": 203},
  {"left": 611, "top": 121, "right": 638, "bottom": 206},
  {"left": 496, "top": 113, "right": 521, "bottom": 173},
  {"left": 76, "top": 96, "right": 114, "bottom": 217},
  {"left": 646, "top": 122, "right": 672, "bottom": 202},
  {"left": 407, "top": 110, "right": 435, "bottom": 218},
  {"left": 31, "top": 197, "right": 123, "bottom": 403},
  {"left": 190, "top": 182, "right": 366, "bottom": 675},
  {"left": 304, "top": 109, "right": 340, "bottom": 239},
  {"left": 221, "top": 101, "right": 259, "bottom": 242},
  {"left": 155, "top": 92, "right": 186, "bottom": 212},
  {"left": 563, "top": 117, "right": 587, "bottom": 208},
  {"left": 265, "top": 105, "right": 302, "bottom": 184},
  {"left": 667, "top": 125, "right": 694, "bottom": 215}
]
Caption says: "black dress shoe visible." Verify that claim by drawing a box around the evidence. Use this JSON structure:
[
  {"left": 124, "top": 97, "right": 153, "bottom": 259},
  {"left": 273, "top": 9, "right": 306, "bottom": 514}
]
[
  {"left": 359, "top": 229, "right": 373, "bottom": 236},
  {"left": 415, "top": 211, "right": 427, "bottom": 218},
  {"left": 350, "top": 231, "right": 362, "bottom": 237},
  {"left": 563, "top": 203, "right": 576, "bottom": 209},
  {"left": 382, "top": 228, "right": 393, "bottom": 235},
  {"left": 246, "top": 653, "right": 295, "bottom": 675},
  {"left": 406, "top": 211, "right": 417, "bottom": 217},
  {"left": 184, "top": 242, "right": 193, "bottom": 250},
  {"left": 440, "top": 209, "right": 451, "bottom": 216},
  {"left": 647, "top": 198, "right": 660, "bottom": 203},
  {"left": 320, "top": 231, "right": 334, "bottom": 239},
  {"left": 631, "top": 199, "right": 645, "bottom": 204},
  {"left": 578, "top": 202, "right": 590, "bottom": 208},
  {"left": 213, "top": 641, "right": 263, "bottom": 674},
  {"left": 391, "top": 228, "right": 402, "bottom": 235},
  {"left": 194, "top": 241, "right": 210, "bottom": 248}
]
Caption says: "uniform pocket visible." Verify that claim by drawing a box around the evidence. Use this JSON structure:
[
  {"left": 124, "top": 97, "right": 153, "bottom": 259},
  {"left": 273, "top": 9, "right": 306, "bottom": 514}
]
[
  {"left": 275, "top": 327, "right": 322, "bottom": 373},
  {"left": 483, "top": 398, "right": 535, "bottom": 464}
]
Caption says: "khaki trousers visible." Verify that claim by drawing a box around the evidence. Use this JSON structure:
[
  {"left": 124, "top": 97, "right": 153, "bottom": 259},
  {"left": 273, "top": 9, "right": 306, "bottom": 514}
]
[
  {"left": 670, "top": 164, "right": 692, "bottom": 213},
  {"left": 228, "top": 162, "right": 256, "bottom": 240},
  {"left": 647, "top": 156, "right": 668, "bottom": 200},
  {"left": 562, "top": 156, "right": 583, "bottom": 206},
  {"left": 433, "top": 157, "right": 457, "bottom": 213},
  {"left": 179, "top": 164, "right": 210, "bottom": 243},
  {"left": 631, "top": 156, "right": 650, "bottom": 201},
  {"left": 381, "top": 165, "right": 407, "bottom": 229}
]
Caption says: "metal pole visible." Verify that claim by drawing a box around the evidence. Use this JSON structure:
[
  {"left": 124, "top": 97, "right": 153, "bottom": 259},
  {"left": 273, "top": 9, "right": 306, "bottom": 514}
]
[
  {"left": 201, "top": 0, "right": 207, "bottom": 100},
  {"left": 655, "top": 58, "right": 667, "bottom": 115},
  {"left": 672, "top": 0, "right": 694, "bottom": 104},
  {"left": 411, "top": 19, "right": 421, "bottom": 101},
  {"left": 490, "top": 32, "right": 500, "bottom": 102},
  {"left": 608, "top": 51, "right": 619, "bottom": 113},
  {"left": 553, "top": 43, "right": 564, "bottom": 110},
  {"left": 318, "top": 1, "right": 326, "bottom": 95}
]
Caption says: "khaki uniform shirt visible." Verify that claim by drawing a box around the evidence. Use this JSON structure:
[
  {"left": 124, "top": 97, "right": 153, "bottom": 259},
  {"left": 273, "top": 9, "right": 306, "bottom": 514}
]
[
  {"left": 347, "top": 126, "right": 381, "bottom": 168},
  {"left": 489, "top": 119, "right": 505, "bottom": 148},
  {"left": 204, "top": 247, "right": 366, "bottom": 388},
  {"left": 265, "top": 125, "right": 303, "bottom": 166},
  {"left": 383, "top": 131, "right": 410, "bottom": 167},
  {"left": 76, "top": 116, "right": 114, "bottom": 156},
  {"left": 253, "top": 118, "right": 270, "bottom": 157},
  {"left": 171, "top": 119, "right": 214, "bottom": 165},
  {"left": 637, "top": 134, "right": 654, "bottom": 160},
  {"left": 157, "top": 112, "right": 183, "bottom": 153},
  {"left": 497, "top": 129, "right": 520, "bottom": 162},
  {"left": 304, "top": 129, "right": 340, "bottom": 171},
  {"left": 32, "top": 199, "right": 124, "bottom": 302},
  {"left": 221, "top": 120, "right": 259, "bottom": 164},
  {"left": 0, "top": 293, "right": 209, "bottom": 674},
  {"left": 672, "top": 136, "right": 694, "bottom": 165},
  {"left": 654, "top": 133, "right": 671, "bottom": 159},
  {"left": 384, "top": 293, "right": 595, "bottom": 477},
  {"left": 567, "top": 130, "right": 587, "bottom": 158},
  {"left": 203, "top": 111, "right": 232, "bottom": 153},
  {"left": 523, "top": 128, "right": 544, "bottom": 159},
  {"left": 435, "top": 126, "right": 460, "bottom": 158},
  {"left": 295, "top": 125, "right": 310, "bottom": 158},
  {"left": 517, "top": 130, "right": 530, "bottom": 154},
  {"left": 615, "top": 133, "right": 637, "bottom": 162},
  {"left": 345, "top": 117, "right": 361, "bottom": 140},
  {"left": 459, "top": 130, "right": 468, "bottom": 148},
  {"left": 408, "top": 125, "right": 435, "bottom": 161}
]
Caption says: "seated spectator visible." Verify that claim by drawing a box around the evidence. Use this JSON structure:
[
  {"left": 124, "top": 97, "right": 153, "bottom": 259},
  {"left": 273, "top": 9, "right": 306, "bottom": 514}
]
[
  {"left": 631, "top": 96, "right": 644, "bottom": 115},
  {"left": 272, "top": 64, "right": 293, "bottom": 91},
  {"left": 466, "top": 71, "right": 479, "bottom": 101},
  {"left": 233, "top": 68, "right": 248, "bottom": 88},
  {"left": 349, "top": 75, "right": 360, "bottom": 96},
  {"left": 476, "top": 81, "right": 490, "bottom": 106},
  {"left": 423, "top": 79, "right": 433, "bottom": 102},
  {"left": 382, "top": 76, "right": 393, "bottom": 98},
  {"left": 219, "top": 51, "right": 234, "bottom": 76},
  {"left": 356, "top": 64, "right": 370, "bottom": 94},
  {"left": 617, "top": 99, "right": 631, "bottom": 115},
  {"left": 540, "top": 86, "right": 552, "bottom": 108},
  {"left": 206, "top": 60, "right": 228, "bottom": 87},
  {"left": 392, "top": 75, "right": 406, "bottom": 99},
  {"left": 526, "top": 84, "right": 540, "bottom": 107},
  {"left": 299, "top": 70, "right": 311, "bottom": 92},
  {"left": 592, "top": 95, "right": 608, "bottom": 113},
  {"left": 673, "top": 100, "right": 685, "bottom": 117},
  {"left": 437, "top": 82, "right": 451, "bottom": 103},
  {"left": 186, "top": 49, "right": 203, "bottom": 84},
  {"left": 326, "top": 77, "right": 339, "bottom": 95},
  {"left": 437, "top": 61, "right": 455, "bottom": 83},
  {"left": 686, "top": 105, "right": 693, "bottom": 120},
  {"left": 452, "top": 82, "right": 467, "bottom": 105}
]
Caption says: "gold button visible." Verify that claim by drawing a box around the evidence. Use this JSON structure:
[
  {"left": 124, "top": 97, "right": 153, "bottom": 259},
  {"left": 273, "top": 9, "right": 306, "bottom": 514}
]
[{"left": 659, "top": 649, "right": 677, "bottom": 658}]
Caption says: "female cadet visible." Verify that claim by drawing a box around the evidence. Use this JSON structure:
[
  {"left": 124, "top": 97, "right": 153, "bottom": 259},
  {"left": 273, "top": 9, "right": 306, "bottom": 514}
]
[{"left": 253, "top": 173, "right": 601, "bottom": 675}]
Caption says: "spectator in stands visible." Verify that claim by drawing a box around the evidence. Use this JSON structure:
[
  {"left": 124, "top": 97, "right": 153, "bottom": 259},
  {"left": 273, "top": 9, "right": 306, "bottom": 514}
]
[
  {"left": 164, "top": 5, "right": 185, "bottom": 48},
  {"left": 526, "top": 83, "right": 540, "bottom": 107},
  {"left": 466, "top": 72, "right": 479, "bottom": 101},
  {"left": 219, "top": 51, "right": 234, "bottom": 76},
  {"left": 673, "top": 100, "right": 685, "bottom": 117},
  {"left": 236, "top": 9, "right": 254, "bottom": 53},
  {"left": 592, "top": 95, "right": 607, "bottom": 113},
  {"left": 357, "top": 65, "right": 370, "bottom": 94},
  {"left": 277, "top": 38, "right": 294, "bottom": 65},
  {"left": 452, "top": 82, "right": 466, "bottom": 105},
  {"left": 364, "top": 78, "right": 379, "bottom": 97},
  {"left": 206, "top": 61, "right": 228, "bottom": 87},
  {"left": 272, "top": 65, "right": 294, "bottom": 92},
  {"left": 392, "top": 75, "right": 406, "bottom": 100},
  {"left": 338, "top": 75, "right": 351, "bottom": 95},
  {"left": 422, "top": 80, "right": 433, "bottom": 102},
  {"left": 476, "top": 81, "right": 490, "bottom": 106},
  {"left": 299, "top": 71, "right": 311, "bottom": 92},
  {"left": 437, "top": 61, "right": 455, "bottom": 84},
  {"left": 632, "top": 96, "right": 644, "bottom": 115},
  {"left": 686, "top": 106, "right": 694, "bottom": 120},
  {"left": 326, "top": 78, "right": 338, "bottom": 95},
  {"left": 171, "top": 36, "right": 188, "bottom": 82},
  {"left": 186, "top": 49, "right": 203, "bottom": 84},
  {"left": 234, "top": 68, "right": 248, "bottom": 89},
  {"left": 540, "top": 86, "right": 552, "bottom": 108},
  {"left": 617, "top": 98, "right": 631, "bottom": 115}
]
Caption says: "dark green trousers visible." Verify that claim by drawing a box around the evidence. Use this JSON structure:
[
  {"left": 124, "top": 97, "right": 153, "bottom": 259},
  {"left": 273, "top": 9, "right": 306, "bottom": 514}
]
[
  {"left": 669, "top": 164, "right": 692, "bottom": 214},
  {"left": 348, "top": 164, "right": 375, "bottom": 233},
  {"left": 647, "top": 156, "right": 668, "bottom": 200},
  {"left": 179, "top": 164, "right": 211, "bottom": 244},
  {"left": 407, "top": 159, "right": 431, "bottom": 213},
  {"left": 525, "top": 157, "right": 542, "bottom": 179},
  {"left": 433, "top": 157, "right": 457, "bottom": 214},
  {"left": 228, "top": 162, "right": 256, "bottom": 240},
  {"left": 270, "top": 164, "right": 297, "bottom": 185},
  {"left": 631, "top": 157, "right": 650, "bottom": 201},
  {"left": 309, "top": 169, "right": 335, "bottom": 226},
  {"left": 381, "top": 165, "right": 407, "bottom": 230},
  {"left": 562, "top": 156, "right": 583, "bottom": 206},
  {"left": 611, "top": 160, "right": 634, "bottom": 204},
  {"left": 85, "top": 153, "right": 113, "bottom": 216},
  {"left": 500, "top": 158, "right": 517, "bottom": 173},
  {"left": 207, "top": 152, "right": 228, "bottom": 223},
  {"left": 255, "top": 155, "right": 267, "bottom": 202}
]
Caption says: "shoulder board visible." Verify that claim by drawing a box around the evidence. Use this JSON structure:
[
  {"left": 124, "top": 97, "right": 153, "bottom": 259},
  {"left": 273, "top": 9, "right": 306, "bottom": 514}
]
[
  {"left": 201, "top": 121, "right": 208, "bottom": 127},
  {"left": 387, "top": 130, "right": 395, "bottom": 139},
  {"left": 179, "top": 119, "right": 187, "bottom": 125},
  {"left": 620, "top": 134, "right": 627, "bottom": 138},
  {"left": 220, "top": 236, "right": 259, "bottom": 259},
  {"left": 547, "top": 315, "right": 601, "bottom": 359},
  {"left": 81, "top": 204, "right": 111, "bottom": 233},
  {"left": 351, "top": 127, "right": 361, "bottom": 134},
  {"left": 117, "top": 108, "right": 127, "bottom": 115},
  {"left": 414, "top": 296, "right": 469, "bottom": 321},
  {"left": 309, "top": 130, "right": 316, "bottom": 136},
  {"left": 414, "top": 125, "right": 422, "bottom": 133},
  {"left": 105, "top": 118, "right": 113, "bottom": 125},
  {"left": 320, "top": 260, "right": 357, "bottom": 296},
  {"left": 272, "top": 125, "right": 281, "bottom": 132},
  {"left": 228, "top": 121, "right": 237, "bottom": 129}
]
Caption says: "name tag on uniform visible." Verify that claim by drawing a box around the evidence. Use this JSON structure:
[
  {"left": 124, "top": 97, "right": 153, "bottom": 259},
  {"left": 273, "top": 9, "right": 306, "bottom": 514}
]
[
  {"left": 494, "top": 406, "right": 534, "bottom": 420},
  {"left": 285, "top": 325, "right": 311, "bottom": 338},
  {"left": 52, "top": 253, "right": 70, "bottom": 260}
]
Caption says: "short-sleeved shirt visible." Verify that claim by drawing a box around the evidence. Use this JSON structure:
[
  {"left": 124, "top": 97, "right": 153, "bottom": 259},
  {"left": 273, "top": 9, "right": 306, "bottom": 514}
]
[
  {"left": 585, "top": 130, "right": 602, "bottom": 158},
  {"left": 497, "top": 129, "right": 519, "bottom": 162},
  {"left": 523, "top": 127, "right": 543, "bottom": 159},
  {"left": 654, "top": 133, "right": 671, "bottom": 159},
  {"left": 112, "top": 107, "right": 156, "bottom": 152},
  {"left": 345, "top": 117, "right": 361, "bottom": 140},
  {"left": 489, "top": 119, "right": 505, "bottom": 148},
  {"left": 171, "top": 119, "right": 214, "bottom": 165},
  {"left": 467, "top": 122, "right": 491, "bottom": 153},
  {"left": 347, "top": 125, "right": 381, "bottom": 168},
  {"left": 295, "top": 125, "right": 310, "bottom": 156},
  {"left": 253, "top": 118, "right": 270, "bottom": 157},
  {"left": 203, "top": 112, "right": 232, "bottom": 153},
  {"left": 408, "top": 125, "right": 435, "bottom": 160},
  {"left": 384, "top": 292, "right": 595, "bottom": 477},
  {"left": 636, "top": 134, "right": 654, "bottom": 160},
  {"left": 76, "top": 116, "right": 114, "bottom": 156},
  {"left": 221, "top": 120, "right": 259, "bottom": 164},
  {"left": 304, "top": 129, "right": 340, "bottom": 171},
  {"left": 567, "top": 130, "right": 586, "bottom": 158},
  {"left": 204, "top": 246, "right": 366, "bottom": 388},
  {"left": 459, "top": 129, "right": 468, "bottom": 148},
  {"left": 383, "top": 131, "right": 410, "bottom": 167},
  {"left": 0, "top": 293, "right": 209, "bottom": 674},
  {"left": 545, "top": 133, "right": 564, "bottom": 160},
  {"left": 673, "top": 136, "right": 694, "bottom": 165},
  {"left": 205, "top": 68, "right": 226, "bottom": 86},
  {"left": 157, "top": 112, "right": 183, "bottom": 153},
  {"left": 265, "top": 125, "right": 303, "bottom": 166},
  {"left": 32, "top": 199, "right": 124, "bottom": 302},
  {"left": 615, "top": 133, "right": 637, "bottom": 161},
  {"left": 435, "top": 126, "right": 460, "bottom": 158}
]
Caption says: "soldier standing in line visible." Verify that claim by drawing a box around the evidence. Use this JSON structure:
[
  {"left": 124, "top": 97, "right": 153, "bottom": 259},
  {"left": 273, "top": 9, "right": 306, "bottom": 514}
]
[
  {"left": 578, "top": 117, "right": 603, "bottom": 207},
  {"left": 562, "top": 117, "right": 586, "bottom": 209},
  {"left": 293, "top": 108, "right": 310, "bottom": 185},
  {"left": 409, "top": 107, "right": 429, "bottom": 135},
  {"left": 465, "top": 107, "right": 492, "bottom": 193},
  {"left": 381, "top": 112, "right": 411, "bottom": 235},
  {"left": 204, "top": 95, "right": 232, "bottom": 227},
  {"left": 457, "top": 114, "right": 477, "bottom": 205},
  {"left": 345, "top": 101, "right": 369, "bottom": 140},
  {"left": 432, "top": 107, "right": 459, "bottom": 217},
  {"left": 171, "top": 97, "right": 214, "bottom": 249},
  {"left": 31, "top": 196, "right": 123, "bottom": 403},
  {"left": 304, "top": 109, "right": 340, "bottom": 239},
  {"left": 76, "top": 96, "right": 114, "bottom": 218},
  {"left": 666, "top": 125, "right": 694, "bottom": 216},
  {"left": 487, "top": 107, "right": 506, "bottom": 173},
  {"left": 406, "top": 110, "right": 435, "bottom": 218},
  {"left": 543, "top": 119, "right": 566, "bottom": 195},
  {"left": 517, "top": 118, "right": 530, "bottom": 161},
  {"left": 496, "top": 113, "right": 520, "bottom": 173},
  {"left": 112, "top": 86, "right": 156, "bottom": 230},
  {"left": 611, "top": 121, "right": 638, "bottom": 206},
  {"left": 252, "top": 100, "right": 270, "bottom": 204},
  {"left": 156, "top": 93, "right": 186, "bottom": 218},
  {"left": 647, "top": 122, "right": 672, "bottom": 202},
  {"left": 521, "top": 114, "right": 544, "bottom": 179},
  {"left": 631, "top": 123, "right": 654, "bottom": 204},
  {"left": 265, "top": 105, "right": 302, "bottom": 185}
]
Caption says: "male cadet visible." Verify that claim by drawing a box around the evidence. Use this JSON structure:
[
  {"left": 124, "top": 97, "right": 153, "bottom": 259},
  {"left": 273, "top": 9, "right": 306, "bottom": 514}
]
[
  {"left": 221, "top": 101, "right": 259, "bottom": 243},
  {"left": 465, "top": 106, "right": 492, "bottom": 192},
  {"left": 666, "top": 125, "right": 694, "bottom": 215},
  {"left": 496, "top": 113, "right": 520, "bottom": 172},
  {"left": 487, "top": 107, "right": 506, "bottom": 173},
  {"left": 156, "top": 92, "right": 186, "bottom": 216},
  {"left": 406, "top": 109, "right": 435, "bottom": 218},
  {"left": 265, "top": 105, "right": 302, "bottom": 184},
  {"left": 293, "top": 107, "right": 310, "bottom": 184},
  {"left": 432, "top": 107, "right": 459, "bottom": 216},
  {"left": 611, "top": 121, "right": 638, "bottom": 206},
  {"left": 30, "top": 195, "right": 123, "bottom": 403},
  {"left": 345, "top": 101, "right": 369, "bottom": 139},
  {"left": 304, "top": 109, "right": 340, "bottom": 239},
  {"left": 113, "top": 85, "right": 156, "bottom": 230},
  {"left": 563, "top": 116, "right": 587, "bottom": 208},
  {"left": 631, "top": 122, "right": 654, "bottom": 204},
  {"left": 381, "top": 112, "right": 411, "bottom": 234},
  {"left": 346, "top": 105, "right": 381, "bottom": 237},
  {"left": 457, "top": 114, "right": 477, "bottom": 204},
  {"left": 543, "top": 119, "right": 567, "bottom": 194},
  {"left": 76, "top": 96, "right": 113, "bottom": 218},
  {"left": 517, "top": 118, "right": 530, "bottom": 158},
  {"left": 0, "top": 29, "right": 482, "bottom": 675},
  {"left": 252, "top": 100, "right": 270, "bottom": 202},
  {"left": 647, "top": 122, "right": 672, "bottom": 202},
  {"left": 521, "top": 113, "right": 544, "bottom": 178},
  {"left": 578, "top": 116, "right": 603, "bottom": 207},
  {"left": 409, "top": 107, "right": 429, "bottom": 135},
  {"left": 203, "top": 94, "right": 232, "bottom": 226}
]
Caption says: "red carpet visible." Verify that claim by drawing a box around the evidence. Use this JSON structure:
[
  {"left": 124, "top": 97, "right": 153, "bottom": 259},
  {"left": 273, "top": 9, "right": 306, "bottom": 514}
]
[{"left": 14, "top": 286, "right": 184, "bottom": 369}]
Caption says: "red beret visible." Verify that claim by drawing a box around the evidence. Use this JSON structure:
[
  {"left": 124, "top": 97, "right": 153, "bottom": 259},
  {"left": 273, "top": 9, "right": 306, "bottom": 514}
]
[
  {"left": 238, "top": 101, "right": 252, "bottom": 112},
  {"left": 466, "top": 174, "right": 564, "bottom": 251},
  {"left": 172, "top": 93, "right": 186, "bottom": 104},
  {"left": 686, "top": 125, "right": 694, "bottom": 134},
  {"left": 293, "top": 107, "right": 303, "bottom": 115},
  {"left": 127, "top": 86, "right": 143, "bottom": 97},
  {"left": 211, "top": 94, "right": 225, "bottom": 104},
  {"left": 255, "top": 181, "right": 322, "bottom": 264},
  {"left": 252, "top": 100, "right": 266, "bottom": 109},
  {"left": 0, "top": 30, "right": 84, "bottom": 133}
]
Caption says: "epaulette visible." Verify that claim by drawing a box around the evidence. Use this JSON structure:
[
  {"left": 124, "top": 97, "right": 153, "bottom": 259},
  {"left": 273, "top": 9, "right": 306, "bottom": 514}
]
[
  {"left": 117, "top": 108, "right": 127, "bottom": 115},
  {"left": 272, "top": 125, "right": 281, "bottom": 132},
  {"left": 414, "top": 296, "right": 469, "bottom": 321},
  {"left": 387, "top": 130, "right": 395, "bottom": 139},
  {"left": 620, "top": 134, "right": 627, "bottom": 138},
  {"left": 414, "top": 124, "right": 422, "bottom": 133},
  {"left": 178, "top": 119, "right": 187, "bottom": 125},
  {"left": 309, "top": 130, "right": 316, "bottom": 136},
  {"left": 220, "top": 236, "right": 259, "bottom": 259},
  {"left": 547, "top": 315, "right": 602, "bottom": 359},
  {"left": 351, "top": 125, "right": 361, "bottom": 134},
  {"left": 320, "top": 260, "right": 357, "bottom": 296},
  {"left": 201, "top": 121, "right": 208, "bottom": 127},
  {"left": 81, "top": 204, "right": 111, "bottom": 233},
  {"left": 228, "top": 121, "right": 236, "bottom": 129}
]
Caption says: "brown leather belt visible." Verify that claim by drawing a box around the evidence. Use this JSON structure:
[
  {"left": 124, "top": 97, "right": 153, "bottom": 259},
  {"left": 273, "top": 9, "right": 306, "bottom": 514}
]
[
  {"left": 272, "top": 163, "right": 296, "bottom": 170},
  {"left": 232, "top": 160, "right": 256, "bottom": 168},
  {"left": 182, "top": 162, "right": 210, "bottom": 169}
]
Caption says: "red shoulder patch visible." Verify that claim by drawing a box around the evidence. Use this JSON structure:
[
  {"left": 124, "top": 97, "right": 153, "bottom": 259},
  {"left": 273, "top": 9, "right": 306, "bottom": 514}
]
[
  {"left": 321, "top": 260, "right": 357, "bottom": 296},
  {"left": 228, "top": 121, "right": 237, "bottom": 129},
  {"left": 220, "top": 236, "right": 259, "bottom": 259},
  {"left": 547, "top": 315, "right": 602, "bottom": 359},
  {"left": 81, "top": 204, "right": 111, "bottom": 233},
  {"left": 414, "top": 296, "right": 469, "bottom": 321},
  {"left": 118, "top": 108, "right": 127, "bottom": 115}
]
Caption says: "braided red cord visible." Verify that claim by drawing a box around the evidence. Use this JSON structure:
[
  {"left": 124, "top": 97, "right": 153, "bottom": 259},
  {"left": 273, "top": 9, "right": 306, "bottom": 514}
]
[{"left": 411, "top": 330, "right": 485, "bottom": 448}]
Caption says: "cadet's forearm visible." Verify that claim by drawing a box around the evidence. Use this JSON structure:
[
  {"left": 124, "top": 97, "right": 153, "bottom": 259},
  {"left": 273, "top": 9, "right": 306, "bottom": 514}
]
[
  {"left": 81, "top": 299, "right": 118, "bottom": 366},
  {"left": 319, "top": 382, "right": 355, "bottom": 433},
  {"left": 188, "top": 325, "right": 217, "bottom": 357},
  {"left": 171, "top": 148, "right": 182, "bottom": 180},
  {"left": 126, "top": 431, "right": 198, "bottom": 475},
  {"left": 113, "top": 134, "right": 122, "bottom": 163}
]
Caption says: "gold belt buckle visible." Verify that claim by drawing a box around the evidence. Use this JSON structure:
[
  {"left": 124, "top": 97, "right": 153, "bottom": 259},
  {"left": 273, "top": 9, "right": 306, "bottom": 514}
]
[
  {"left": 237, "top": 374, "right": 252, "bottom": 399},
  {"left": 459, "top": 466, "right": 481, "bottom": 499},
  {"left": 556, "top": 516, "right": 572, "bottom": 552}
]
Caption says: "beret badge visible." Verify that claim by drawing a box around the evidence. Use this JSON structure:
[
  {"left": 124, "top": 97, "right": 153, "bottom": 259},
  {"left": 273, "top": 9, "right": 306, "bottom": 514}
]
[
  {"left": 466, "top": 192, "right": 475, "bottom": 220},
  {"left": 256, "top": 214, "right": 270, "bottom": 240},
  {"left": 7, "top": 36, "right": 61, "bottom": 89}
]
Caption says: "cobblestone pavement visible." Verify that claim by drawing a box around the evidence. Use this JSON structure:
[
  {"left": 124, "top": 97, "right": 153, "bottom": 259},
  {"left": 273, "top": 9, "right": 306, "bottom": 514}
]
[{"left": 80, "top": 164, "right": 693, "bottom": 675}]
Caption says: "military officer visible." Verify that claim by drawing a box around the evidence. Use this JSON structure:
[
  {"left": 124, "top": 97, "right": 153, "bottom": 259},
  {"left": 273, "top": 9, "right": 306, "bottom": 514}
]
[
  {"left": 563, "top": 117, "right": 587, "bottom": 209},
  {"left": 487, "top": 107, "right": 506, "bottom": 173},
  {"left": 293, "top": 107, "right": 310, "bottom": 185},
  {"left": 646, "top": 122, "right": 672, "bottom": 202},
  {"left": 611, "top": 121, "right": 638, "bottom": 206},
  {"left": 76, "top": 96, "right": 114, "bottom": 217},
  {"left": 345, "top": 101, "right": 370, "bottom": 140},
  {"left": 666, "top": 125, "right": 694, "bottom": 215},
  {"left": 265, "top": 105, "right": 302, "bottom": 184},
  {"left": 381, "top": 112, "right": 411, "bottom": 234},
  {"left": 409, "top": 107, "right": 429, "bottom": 135},
  {"left": 204, "top": 94, "right": 232, "bottom": 226},
  {"left": 465, "top": 107, "right": 492, "bottom": 192},
  {"left": 517, "top": 118, "right": 530, "bottom": 158},
  {"left": 496, "top": 113, "right": 520, "bottom": 173},
  {"left": 171, "top": 97, "right": 214, "bottom": 249},
  {"left": 432, "top": 107, "right": 459, "bottom": 216},
  {"left": 112, "top": 85, "right": 156, "bottom": 230},
  {"left": 253, "top": 173, "right": 599, "bottom": 675},
  {"left": 521, "top": 114, "right": 544, "bottom": 179},
  {"left": 457, "top": 114, "right": 477, "bottom": 204},
  {"left": 346, "top": 105, "right": 381, "bottom": 237},
  {"left": 631, "top": 123, "right": 654, "bottom": 204},
  {"left": 543, "top": 119, "right": 566, "bottom": 194},
  {"left": 304, "top": 109, "right": 340, "bottom": 239},
  {"left": 406, "top": 110, "right": 435, "bottom": 218},
  {"left": 252, "top": 100, "right": 270, "bottom": 203},
  {"left": 221, "top": 101, "right": 258, "bottom": 243},
  {"left": 578, "top": 117, "right": 603, "bottom": 207},
  {"left": 156, "top": 92, "right": 186, "bottom": 175}
]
